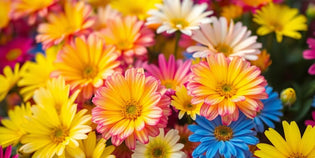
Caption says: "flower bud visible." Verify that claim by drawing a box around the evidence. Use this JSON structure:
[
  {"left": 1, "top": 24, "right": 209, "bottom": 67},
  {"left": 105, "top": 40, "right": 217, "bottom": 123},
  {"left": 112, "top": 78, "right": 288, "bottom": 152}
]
[{"left": 280, "top": 88, "right": 296, "bottom": 106}]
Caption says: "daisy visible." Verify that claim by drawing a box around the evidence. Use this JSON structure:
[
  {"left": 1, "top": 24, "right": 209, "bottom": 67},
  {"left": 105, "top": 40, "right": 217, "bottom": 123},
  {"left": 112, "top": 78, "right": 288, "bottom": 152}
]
[
  {"left": 171, "top": 85, "right": 202, "bottom": 120},
  {"left": 187, "top": 53, "right": 268, "bottom": 125},
  {"left": 132, "top": 129, "right": 186, "bottom": 158},
  {"left": 253, "top": 3, "right": 307, "bottom": 42},
  {"left": 175, "top": 125, "right": 199, "bottom": 157},
  {"left": 0, "top": 0, "right": 11, "bottom": 29},
  {"left": 250, "top": 49, "right": 272, "bottom": 72},
  {"left": 53, "top": 35, "right": 120, "bottom": 100},
  {"left": 303, "top": 37, "right": 315, "bottom": 75},
  {"left": 93, "top": 5, "right": 121, "bottom": 31},
  {"left": 99, "top": 16, "right": 154, "bottom": 64},
  {"left": 146, "top": 0, "right": 213, "bottom": 35},
  {"left": 305, "top": 111, "right": 315, "bottom": 127},
  {"left": 0, "top": 64, "right": 21, "bottom": 102},
  {"left": 92, "top": 68, "right": 171, "bottom": 149},
  {"left": 253, "top": 86, "right": 283, "bottom": 133},
  {"left": 0, "top": 145, "right": 18, "bottom": 158},
  {"left": 189, "top": 114, "right": 258, "bottom": 158},
  {"left": 187, "top": 17, "right": 262, "bottom": 60},
  {"left": 0, "top": 103, "right": 32, "bottom": 148},
  {"left": 255, "top": 121, "right": 315, "bottom": 158},
  {"left": 36, "top": 1, "right": 95, "bottom": 49},
  {"left": 143, "top": 54, "right": 192, "bottom": 95}
]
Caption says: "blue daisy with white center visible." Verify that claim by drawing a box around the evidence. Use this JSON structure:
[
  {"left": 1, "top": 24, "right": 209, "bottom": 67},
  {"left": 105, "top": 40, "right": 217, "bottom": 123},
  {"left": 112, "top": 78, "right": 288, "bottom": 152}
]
[{"left": 188, "top": 114, "right": 258, "bottom": 158}]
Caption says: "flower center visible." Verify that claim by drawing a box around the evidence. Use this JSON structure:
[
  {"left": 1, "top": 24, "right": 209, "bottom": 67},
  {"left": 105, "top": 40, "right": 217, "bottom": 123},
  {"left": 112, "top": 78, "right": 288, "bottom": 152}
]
[
  {"left": 116, "top": 39, "right": 133, "bottom": 50},
  {"left": 270, "top": 21, "right": 283, "bottom": 32},
  {"left": 214, "top": 125, "right": 233, "bottom": 141},
  {"left": 123, "top": 100, "right": 142, "bottom": 119},
  {"left": 184, "top": 102, "right": 196, "bottom": 110},
  {"left": 6, "top": 48, "right": 22, "bottom": 61},
  {"left": 51, "top": 127, "right": 69, "bottom": 143},
  {"left": 288, "top": 153, "right": 306, "bottom": 158},
  {"left": 215, "top": 43, "right": 233, "bottom": 56},
  {"left": 162, "top": 79, "right": 177, "bottom": 89},
  {"left": 172, "top": 18, "right": 189, "bottom": 29},
  {"left": 152, "top": 147, "right": 165, "bottom": 158},
  {"left": 216, "top": 83, "right": 236, "bottom": 98},
  {"left": 83, "top": 65, "right": 98, "bottom": 79}
]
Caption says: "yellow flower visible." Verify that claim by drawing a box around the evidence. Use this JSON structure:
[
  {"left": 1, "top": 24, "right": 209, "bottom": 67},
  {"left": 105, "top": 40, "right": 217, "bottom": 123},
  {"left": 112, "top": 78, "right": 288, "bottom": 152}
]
[
  {"left": 280, "top": 88, "right": 296, "bottom": 107},
  {"left": 250, "top": 49, "right": 272, "bottom": 72},
  {"left": 255, "top": 121, "right": 315, "bottom": 158},
  {"left": 221, "top": 5, "right": 243, "bottom": 22},
  {"left": 171, "top": 85, "right": 202, "bottom": 120},
  {"left": 0, "top": 0, "right": 11, "bottom": 29},
  {"left": 0, "top": 64, "right": 21, "bottom": 102},
  {"left": 0, "top": 103, "right": 32, "bottom": 148},
  {"left": 84, "top": 0, "right": 111, "bottom": 7},
  {"left": 253, "top": 3, "right": 307, "bottom": 42}
]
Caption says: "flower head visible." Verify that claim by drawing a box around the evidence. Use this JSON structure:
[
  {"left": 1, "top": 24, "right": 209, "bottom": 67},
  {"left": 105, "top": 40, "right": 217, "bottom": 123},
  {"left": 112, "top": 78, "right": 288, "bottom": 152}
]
[
  {"left": 250, "top": 49, "right": 272, "bottom": 72},
  {"left": 36, "top": 1, "right": 95, "bottom": 49},
  {"left": 0, "top": 64, "right": 21, "bottom": 102},
  {"left": 187, "top": 17, "right": 262, "bottom": 60},
  {"left": 303, "top": 37, "right": 315, "bottom": 75},
  {"left": 253, "top": 3, "right": 307, "bottom": 42},
  {"left": 221, "top": 5, "right": 243, "bottom": 22},
  {"left": 305, "top": 111, "right": 315, "bottom": 127},
  {"left": 175, "top": 125, "right": 199, "bottom": 157},
  {"left": 0, "top": 0, "right": 11, "bottom": 29},
  {"left": 187, "top": 53, "right": 268, "bottom": 125},
  {"left": 53, "top": 35, "right": 120, "bottom": 100},
  {"left": 93, "top": 5, "right": 121, "bottom": 31},
  {"left": 146, "top": 0, "right": 213, "bottom": 35},
  {"left": 189, "top": 114, "right": 258, "bottom": 158},
  {"left": 280, "top": 87, "right": 296, "bottom": 107},
  {"left": 0, "top": 145, "right": 18, "bottom": 158},
  {"left": 92, "top": 68, "right": 171, "bottom": 149},
  {"left": 255, "top": 121, "right": 315, "bottom": 158},
  {"left": 132, "top": 129, "right": 186, "bottom": 158}
]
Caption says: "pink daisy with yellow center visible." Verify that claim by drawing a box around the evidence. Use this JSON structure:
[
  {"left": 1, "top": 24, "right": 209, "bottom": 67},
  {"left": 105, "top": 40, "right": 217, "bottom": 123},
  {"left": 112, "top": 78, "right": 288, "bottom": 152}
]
[
  {"left": 92, "top": 68, "right": 171, "bottom": 150},
  {"left": 187, "top": 53, "right": 268, "bottom": 125}
]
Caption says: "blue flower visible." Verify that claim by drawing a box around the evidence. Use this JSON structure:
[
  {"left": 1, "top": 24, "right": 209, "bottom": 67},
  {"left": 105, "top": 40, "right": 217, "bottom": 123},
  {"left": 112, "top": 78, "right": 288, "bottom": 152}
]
[
  {"left": 188, "top": 114, "right": 258, "bottom": 158},
  {"left": 312, "top": 96, "right": 315, "bottom": 108},
  {"left": 253, "top": 86, "right": 283, "bottom": 133}
]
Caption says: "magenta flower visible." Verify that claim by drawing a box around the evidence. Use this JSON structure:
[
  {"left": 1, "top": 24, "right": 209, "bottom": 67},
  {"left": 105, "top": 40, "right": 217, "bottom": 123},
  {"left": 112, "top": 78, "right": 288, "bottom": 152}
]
[
  {"left": 305, "top": 111, "right": 315, "bottom": 127},
  {"left": 0, "top": 145, "right": 18, "bottom": 158},
  {"left": 303, "top": 38, "right": 315, "bottom": 75}
]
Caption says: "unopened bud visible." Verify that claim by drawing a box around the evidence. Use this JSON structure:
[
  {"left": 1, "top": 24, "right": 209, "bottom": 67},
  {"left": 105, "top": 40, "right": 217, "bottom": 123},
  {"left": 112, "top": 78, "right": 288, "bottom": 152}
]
[{"left": 280, "top": 88, "right": 296, "bottom": 106}]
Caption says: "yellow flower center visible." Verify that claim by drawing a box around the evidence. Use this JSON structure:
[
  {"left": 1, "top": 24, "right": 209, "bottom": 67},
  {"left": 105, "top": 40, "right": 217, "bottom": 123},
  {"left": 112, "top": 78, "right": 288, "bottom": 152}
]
[
  {"left": 171, "top": 18, "right": 189, "bottom": 29},
  {"left": 83, "top": 65, "right": 98, "bottom": 79},
  {"left": 51, "top": 127, "right": 69, "bottom": 143},
  {"left": 116, "top": 39, "right": 134, "bottom": 50},
  {"left": 269, "top": 21, "right": 283, "bottom": 32},
  {"left": 6, "top": 48, "right": 22, "bottom": 61},
  {"left": 289, "top": 153, "right": 306, "bottom": 158},
  {"left": 184, "top": 102, "right": 196, "bottom": 111},
  {"left": 217, "top": 83, "right": 236, "bottom": 98},
  {"left": 123, "top": 100, "right": 142, "bottom": 119},
  {"left": 214, "top": 125, "right": 233, "bottom": 141},
  {"left": 215, "top": 43, "right": 233, "bottom": 56},
  {"left": 162, "top": 79, "right": 177, "bottom": 89}
]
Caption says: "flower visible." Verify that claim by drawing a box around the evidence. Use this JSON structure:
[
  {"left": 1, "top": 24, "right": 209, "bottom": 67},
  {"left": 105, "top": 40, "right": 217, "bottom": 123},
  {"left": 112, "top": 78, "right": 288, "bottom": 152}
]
[
  {"left": 0, "top": 0, "right": 11, "bottom": 29},
  {"left": 188, "top": 114, "right": 258, "bottom": 158},
  {"left": 0, "top": 64, "right": 21, "bottom": 102},
  {"left": 36, "top": 1, "right": 95, "bottom": 49},
  {"left": 171, "top": 85, "right": 202, "bottom": 120},
  {"left": 110, "top": 0, "right": 161, "bottom": 20},
  {"left": 93, "top": 5, "right": 121, "bottom": 31},
  {"left": 0, "top": 145, "right": 18, "bottom": 158},
  {"left": 233, "top": 0, "right": 273, "bottom": 12},
  {"left": 92, "top": 68, "right": 171, "bottom": 149},
  {"left": 253, "top": 3, "right": 307, "bottom": 42},
  {"left": 175, "top": 125, "right": 199, "bottom": 157},
  {"left": 280, "top": 87, "right": 296, "bottom": 106},
  {"left": 221, "top": 5, "right": 243, "bottom": 22},
  {"left": 187, "top": 17, "right": 262, "bottom": 60},
  {"left": 255, "top": 121, "right": 315, "bottom": 158},
  {"left": 144, "top": 54, "right": 192, "bottom": 95},
  {"left": 305, "top": 111, "right": 315, "bottom": 127},
  {"left": 99, "top": 16, "right": 154, "bottom": 64},
  {"left": 53, "top": 35, "right": 120, "bottom": 100},
  {"left": 187, "top": 53, "right": 268, "bottom": 125},
  {"left": 0, "top": 103, "right": 32, "bottom": 148},
  {"left": 146, "top": 0, "right": 213, "bottom": 35},
  {"left": 303, "top": 37, "right": 315, "bottom": 75},
  {"left": 132, "top": 129, "right": 186, "bottom": 158},
  {"left": 250, "top": 49, "right": 272, "bottom": 72},
  {"left": 112, "top": 142, "right": 133, "bottom": 158},
  {"left": 253, "top": 86, "right": 283, "bottom": 133}
]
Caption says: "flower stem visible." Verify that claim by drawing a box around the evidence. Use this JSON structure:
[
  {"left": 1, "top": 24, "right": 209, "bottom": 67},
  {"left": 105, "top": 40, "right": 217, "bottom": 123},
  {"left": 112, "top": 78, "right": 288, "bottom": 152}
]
[{"left": 174, "top": 31, "right": 181, "bottom": 59}]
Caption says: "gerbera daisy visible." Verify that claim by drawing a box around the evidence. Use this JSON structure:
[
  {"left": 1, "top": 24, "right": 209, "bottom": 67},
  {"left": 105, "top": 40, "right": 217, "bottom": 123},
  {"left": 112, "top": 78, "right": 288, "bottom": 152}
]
[
  {"left": 53, "top": 35, "right": 120, "bottom": 100},
  {"left": 143, "top": 54, "right": 192, "bottom": 95},
  {"left": 187, "top": 53, "right": 268, "bottom": 125},
  {"left": 0, "top": 145, "right": 18, "bottom": 158},
  {"left": 110, "top": 0, "right": 161, "bottom": 20},
  {"left": 175, "top": 125, "right": 199, "bottom": 157},
  {"left": 92, "top": 68, "right": 171, "bottom": 149},
  {"left": 146, "top": 0, "right": 213, "bottom": 35},
  {"left": 303, "top": 37, "right": 315, "bottom": 75},
  {"left": 253, "top": 3, "right": 307, "bottom": 43},
  {"left": 189, "top": 114, "right": 258, "bottom": 158},
  {"left": 99, "top": 16, "right": 154, "bottom": 64},
  {"left": 255, "top": 121, "right": 315, "bottom": 158},
  {"left": 132, "top": 129, "right": 186, "bottom": 158},
  {"left": 187, "top": 17, "right": 262, "bottom": 60},
  {"left": 253, "top": 86, "right": 283, "bottom": 133},
  {"left": 250, "top": 49, "right": 272, "bottom": 72},
  {"left": 0, "top": 103, "right": 32, "bottom": 148},
  {"left": 171, "top": 85, "right": 202, "bottom": 120},
  {"left": 0, "top": 0, "right": 11, "bottom": 29},
  {"left": 0, "top": 64, "right": 21, "bottom": 102},
  {"left": 93, "top": 5, "right": 121, "bottom": 31},
  {"left": 36, "top": 1, "right": 95, "bottom": 49},
  {"left": 305, "top": 111, "right": 315, "bottom": 127}
]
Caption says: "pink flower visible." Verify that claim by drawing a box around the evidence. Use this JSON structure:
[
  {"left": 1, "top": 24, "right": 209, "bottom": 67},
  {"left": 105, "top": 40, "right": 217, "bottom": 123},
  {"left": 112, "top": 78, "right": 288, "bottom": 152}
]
[
  {"left": 303, "top": 38, "right": 315, "bottom": 75},
  {"left": 0, "top": 145, "right": 18, "bottom": 158},
  {"left": 305, "top": 111, "right": 315, "bottom": 127}
]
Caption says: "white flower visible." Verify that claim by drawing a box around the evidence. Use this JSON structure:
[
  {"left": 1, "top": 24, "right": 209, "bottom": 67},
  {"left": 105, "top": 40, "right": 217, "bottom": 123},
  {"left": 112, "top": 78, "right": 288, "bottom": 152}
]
[
  {"left": 187, "top": 17, "right": 262, "bottom": 60},
  {"left": 146, "top": 0, "right": 212, "bottom": 36}
]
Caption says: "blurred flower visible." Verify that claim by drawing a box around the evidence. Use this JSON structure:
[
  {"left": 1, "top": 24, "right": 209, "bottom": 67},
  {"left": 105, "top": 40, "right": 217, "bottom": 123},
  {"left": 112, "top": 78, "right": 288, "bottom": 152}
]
[
  {"left": 144, "top": 54, "right": 191, "bottom": 95},
  {"left": 83, "top": 0, "right": 111, "bottom": 7},
  {"left": 132, "top": 129, "right": 186, "bottom": 158},
  {"left": 280, "top": 87, "right": 296, "bottom": 106},
  {"left": 0, "top": 0, "right": 11, "bottom": 29},
  {"left": 171, "top": 85, "right": 202, "bottom": 120},
  {"left": 187, "top": 17, "right": 262, "bottom": 60},
  {"left": 253, "top": 86, "right": 283, "bottom": 133},
  {"left": 175, "top": 125, "right": 199, "bottom": 157},
  {"left": 53, "top": 35, "right": 120, "bottom": 100},
  {"left": 255, "top": 121, "right": 315, "bottom": 158},
  {"left": 189, "top": 114, "right": 258, "bottom": 158},
  {"left": 0, "top": 145, "right": 18, "bottom": 158},
  {"left": 112, "top": 142, "right": 133, "bottom": 158},
  {"left": 111, "top": 0, "right": 161, "bottom": 20},
  {"left": 253, "top": 3, "right": 307, "bottom": 42},
  {"left": 187, "top": 53, "right": 267, "bottom": 125},
  {"left": 303, "top": 38, "right": 315, "bottom": 75},
  {"left": 0, "top": 103, "right": 32, "bottom": 148},
  {"left": 93, "top": 5, "right": 121, "bottom": 31},
  {"left": 99, "top": 16, "right": 154, "bottom": 64},
  {"left": 306, "top": 3, "right": 315, "bottom": 18},
  {"left": 92, "top": 68, "right": 171, "bottom": 149},
  {"left": 312, "top": 96, "right": 315, "bottom": 108},
  {"left": 146, "top": 0, "right": 213, "bottom": 35},
  {"left": 36, "top": 1, "right": 95, "bottom": 49},
  {"left": 250, "top": 49, "right": 272, "bottom": 72},
  {"left": 0, "top": 64, "right": 21, "bottom": 102},
  {"left": 305, "top": 111, "right": 315, "bottom": 127},
  {"left": 233, "top": 0, "right": 272, "bottom": 12},
  {"left": 221, "top": 5, "right": 243, "bottom": 22}
]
